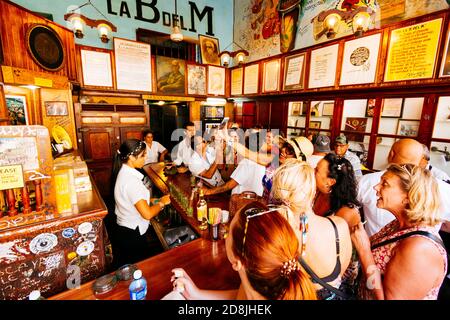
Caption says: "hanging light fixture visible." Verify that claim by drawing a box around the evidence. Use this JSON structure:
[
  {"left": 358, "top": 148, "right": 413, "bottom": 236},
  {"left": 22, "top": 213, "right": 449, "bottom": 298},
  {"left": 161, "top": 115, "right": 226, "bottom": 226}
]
[
  {"left": 218, "top": 43, "right": 249, "bottom": 67},
  {"left": 97, "top": 23, "right": 112, "bottom": 43},
  {"left": 170, "top": 0, "right": 184, "bottom": 42}
]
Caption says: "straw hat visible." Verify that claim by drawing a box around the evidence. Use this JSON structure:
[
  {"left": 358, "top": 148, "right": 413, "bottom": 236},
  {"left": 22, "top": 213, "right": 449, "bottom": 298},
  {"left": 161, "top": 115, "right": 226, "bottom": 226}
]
[{"left": 287, "top": 136, "right": 314, "bottom": 160}]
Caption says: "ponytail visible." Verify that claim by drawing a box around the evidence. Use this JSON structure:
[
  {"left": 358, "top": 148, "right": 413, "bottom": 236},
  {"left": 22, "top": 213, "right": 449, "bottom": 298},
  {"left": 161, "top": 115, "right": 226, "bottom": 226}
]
[{"left": 280, "top": 265, "right": 317, "bottom": 300}]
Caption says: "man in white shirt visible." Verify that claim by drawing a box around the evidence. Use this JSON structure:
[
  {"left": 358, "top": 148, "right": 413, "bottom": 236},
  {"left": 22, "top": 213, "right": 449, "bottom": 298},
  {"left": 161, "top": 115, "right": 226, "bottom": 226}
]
[
  {"left": 332, "top": 134, "right": 363, "bottom": 182},
  {"left": 358, "top": 138, "right": 450, "bottom": 236},
  {"left": 420, "top": 144, "right": 450, "bottom": 184},
  {"left": 188, "top": 136, "right": 224, "bottom": 187},
  {"left": 172, "top": 122, "right": 196, "bottom": 167},
  {"left": 143, "top": 129, "right": 168, "bottom": 165}
]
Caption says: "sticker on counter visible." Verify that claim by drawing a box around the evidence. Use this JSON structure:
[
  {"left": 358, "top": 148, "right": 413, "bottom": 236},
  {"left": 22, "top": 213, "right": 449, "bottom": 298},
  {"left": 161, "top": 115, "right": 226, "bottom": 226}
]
[
  {"left": 78, "top": 222, "right": 92, "bottom": 235},
  {"left": 29, "top": 233, "right": 58, "bottom": 254},
  {"left": 67, "top": 251, "right": 77, "bottom": 260},
  {"left": 76, "top": 241, "right": 94, "bottom": 256},
  {"left": 62, "top": 228, "right": 76, "bottom": 239}
]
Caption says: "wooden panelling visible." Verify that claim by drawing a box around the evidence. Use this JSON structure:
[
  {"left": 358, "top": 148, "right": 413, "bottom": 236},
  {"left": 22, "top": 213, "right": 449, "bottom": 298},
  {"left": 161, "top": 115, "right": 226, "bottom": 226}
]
[{"left": 0, "top": 0, "right": 77, "bottom": 82}]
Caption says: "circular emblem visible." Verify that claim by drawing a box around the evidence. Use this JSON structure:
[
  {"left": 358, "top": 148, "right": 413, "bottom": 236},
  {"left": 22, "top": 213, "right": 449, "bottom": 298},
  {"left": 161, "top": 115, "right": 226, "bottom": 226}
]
[
  {"left": 26, "top": 24, "right": 65, "bottom": 71},
  {"left": 62, "top": 228, "right": 76, "bottom": 239},
  {"left": 350, "top": 47, "right": 370, "bottom": 66},
  {"left": 29, "top": 233, "right": 58, "bottom": 254},
  {"left": 76, "top": 241, "right": 95, "bottom": 257},
  {"left": 78, "top": 222, "right": 93, "bottom": 235}
]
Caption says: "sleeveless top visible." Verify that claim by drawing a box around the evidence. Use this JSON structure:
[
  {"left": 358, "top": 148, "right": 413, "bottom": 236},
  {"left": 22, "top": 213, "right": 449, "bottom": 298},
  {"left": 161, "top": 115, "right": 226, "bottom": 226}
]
[{"left": 361, "top": 220, "right": 448, "bottom": 300}]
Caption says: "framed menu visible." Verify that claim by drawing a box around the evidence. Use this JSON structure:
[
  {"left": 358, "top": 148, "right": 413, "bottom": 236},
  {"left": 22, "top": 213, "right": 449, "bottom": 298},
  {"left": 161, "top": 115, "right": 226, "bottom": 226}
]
[
  {"left": 340, "top": 33, "right": 381, "bottom": 86},
  {"left": 207, "top": 65, "right": 226, "bottom": 96},
  {"left": 283, "top": 53, "right": 306, "bottom": 91},
  {"left": 439, "top": 24, "right": 450, "bottom": 78},
  {"left": 308, "top": 44, "right": 339, "bottom": 88},
  {"left": 262, "top": 59, "right": 280, "bottom": 93},
  {"left": 80, "top": 49, "right": 113, "bottom": 88},
  {"left": 114, "top": 38, "right": 152, "bottom": 92},
  {"left": 231, "top": 68, "right": 243, "bottom": 96},
  {"left": 381, "top": 98, "right": 403, "bottom": 118},
  {"left": 244, "top": 64, "right": 259, "bottom": 94},
  {"left": 384, "top": 18, "right": 442, "bottom": 82}
]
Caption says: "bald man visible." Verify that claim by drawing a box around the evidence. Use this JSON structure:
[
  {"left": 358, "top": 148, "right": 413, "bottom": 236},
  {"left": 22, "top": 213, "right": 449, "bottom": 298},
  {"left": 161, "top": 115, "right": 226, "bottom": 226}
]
[{"left": 357, "top": 139, "right": 450, "bottom": 236}]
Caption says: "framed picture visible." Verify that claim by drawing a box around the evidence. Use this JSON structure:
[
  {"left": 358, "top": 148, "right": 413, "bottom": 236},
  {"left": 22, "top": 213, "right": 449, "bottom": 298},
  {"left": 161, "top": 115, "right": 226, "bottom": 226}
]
[
  {"left": 243, "top": 64, "right": 259, "bottom": 94},
  {"left": 290, "top": 102, "right": 303, "bottom": 116},
  {"left": 26, "top": 24, "right": 65, "bottom": 71},
  {"left": 439, "top": 24, "right": 450, "bottom": 78},
  {"left": 321, "top": 102, "right": 334, "bottom": 116},
  {"left": 344, "top": 117, "right": 367, "bottom": 142},
  {"left": 5, "top": 95, "right": 28, "bottom": 125},
  {"left": 80, "top": 49, "right": 113, "bottom": 88},
  {"left": 231, "top": 67, "right": 243, "bottom": 96},
  {"left": 283, "top": 53, "right": 306, "bottom": 91},
  {"left": 44, "top": 101, "right": 68, "bottom": 116},
  {"left": 156, "top": 56, "right": 186, "bottom": 94},
  {"left": 309, "top": 121, "right": 321, "bottom": 129},
  {"left": 309, "top": 44, "right": 339, "bottom": 89},
  {"left": 187, "top": 64, "right": 206, "bottom": 95},
  {"left": 207, "top": 66, "right": 226, "bottom": 96},
  {"left": 199, "top": 35, "right": 220, "bottom": 66},
  {"left": 365, "top": 99, "right": 376, "bottom": 117},
  {"left": 262, "top": 59, "right": 280, "bottom": 93},
  {"left": 381, "top": 98, "right": 403, "bottom": 118},
  {"left": 397, "top": 120, "right": 420, "bottom": 137}
]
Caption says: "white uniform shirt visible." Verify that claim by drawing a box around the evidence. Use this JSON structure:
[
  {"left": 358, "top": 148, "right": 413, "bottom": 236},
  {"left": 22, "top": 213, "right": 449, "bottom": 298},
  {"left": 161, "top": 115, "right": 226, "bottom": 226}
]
[
  {"left": 144, "top": 141, "right": 166, "bottom": 164},
  {"left": 428, "top": 164, "right": 450, "bottom": 183},
  {"left": 231, "top": 158, "right": 265, "bottom": 196},
  {"left": 307, "top": 155, "right": 324, "bottom": 169},
  {"left": 357, "top": 170, "right": 450, "bottom": 237},
  {"left": 172, "top": 138, "right": 193, "bottom": 166},
  {"left": 114, "top": 164, "right": 151, "bottom": 235},
  {"left": 188, "top": 150, "right": 224, "bottom": 187}
]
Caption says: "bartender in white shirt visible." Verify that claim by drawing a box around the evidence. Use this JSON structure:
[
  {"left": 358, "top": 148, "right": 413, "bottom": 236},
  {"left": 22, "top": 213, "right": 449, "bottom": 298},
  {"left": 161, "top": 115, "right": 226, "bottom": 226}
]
[
  {"left": 172, "top": 122, "right": 196, "bottom": 167},
  {"left": 143, "top": 129, "right": 168, "bottom": 164},
  {"left": 112, "top": 139, "right": 171, "bottom": 267},
  {"left": 188, "top": 135, "right": 224, "bottom": 187}
]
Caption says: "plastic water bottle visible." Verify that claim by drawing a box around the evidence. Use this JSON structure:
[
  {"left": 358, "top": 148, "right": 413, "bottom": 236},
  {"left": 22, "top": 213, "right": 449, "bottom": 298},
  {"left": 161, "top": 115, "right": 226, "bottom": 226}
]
[
  {"left": 129, "top": 270, "right": 147, "bottom": 300},
  {"left": 29, "top": 290, "right": 45, "bottom": 300}
]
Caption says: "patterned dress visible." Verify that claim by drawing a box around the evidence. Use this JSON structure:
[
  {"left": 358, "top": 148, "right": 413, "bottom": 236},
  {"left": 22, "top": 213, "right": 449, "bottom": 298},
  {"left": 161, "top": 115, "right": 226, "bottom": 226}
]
[{"left": 360, "top": 220, "right": 448, "bottom": 300}]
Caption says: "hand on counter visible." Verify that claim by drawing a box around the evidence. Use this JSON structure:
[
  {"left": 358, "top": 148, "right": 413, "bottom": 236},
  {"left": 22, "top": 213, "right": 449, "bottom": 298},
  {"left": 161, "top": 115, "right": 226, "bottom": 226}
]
[
  {"left": 171, "top": 268, "right": 201, "bottom": 300},
  {"left": 160, "top": 194, "right": 171, "bottom": 206}
]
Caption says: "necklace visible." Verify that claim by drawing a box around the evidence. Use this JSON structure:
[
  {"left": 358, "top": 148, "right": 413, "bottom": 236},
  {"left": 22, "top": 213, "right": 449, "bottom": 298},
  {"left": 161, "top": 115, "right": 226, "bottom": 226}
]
[{"left": 299, "top": 213, "right": 309, "bottom": 256}]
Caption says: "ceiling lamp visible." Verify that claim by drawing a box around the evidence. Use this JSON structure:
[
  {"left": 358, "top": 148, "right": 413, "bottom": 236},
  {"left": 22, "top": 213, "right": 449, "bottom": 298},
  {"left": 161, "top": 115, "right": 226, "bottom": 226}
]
[{"left": 170, "top": 0, "right": 184, "bottom": 42}]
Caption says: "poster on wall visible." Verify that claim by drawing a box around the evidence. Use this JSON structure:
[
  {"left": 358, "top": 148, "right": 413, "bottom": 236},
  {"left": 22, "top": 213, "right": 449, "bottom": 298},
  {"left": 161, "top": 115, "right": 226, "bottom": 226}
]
[
  {"left": 207, "top": 66, "right": 226, "bottom": 96},
  {"left": 114, "top": 38, "right": 152, "bottom": 92},
  {"left": 5, "top": 95, "right": 28, "bottom": 125},
  {"left": 187, "top": 65, "right": 206, "bottom": 95},
  {"left": 283, "top": 53, "right": 306, "bottom": 91},
  {"left": 262, "top": 59, "right": 280, "bottom": 93},
  {"left": 439, "top": 24, "right": 450, "bottom": 78},
  {"left": 244, "top": 64, "right": 259, "bottom": 94},
  {"left": 156, "top": 56, "right": 186, "bottom": 95},
  {"left": 80, "top": 49, "right": 113, "bottom": 88},
  {"left": 340, "top": 33, "right": 381, "bottom": 86},
  {"left": 308, "top": 44, "right": 339, "bottom": 89},
  {"left": 384, "top": 18, "right": 442, "bottom": 82},
  {"left": 231, "top": 68, "right": 243, "bottom": 96}
]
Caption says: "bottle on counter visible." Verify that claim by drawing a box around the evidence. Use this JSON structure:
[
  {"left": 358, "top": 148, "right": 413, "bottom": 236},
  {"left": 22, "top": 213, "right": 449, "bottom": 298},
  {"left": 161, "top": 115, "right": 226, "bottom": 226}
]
[
  {"left": 196, "top": 189, "right": 208, "bottom": 230},
  {"left": 129, "top": 270, "right": 147, "bottom": 300},
  {"left": 29, "top": 290, "right": 45, "bottom": 300}
]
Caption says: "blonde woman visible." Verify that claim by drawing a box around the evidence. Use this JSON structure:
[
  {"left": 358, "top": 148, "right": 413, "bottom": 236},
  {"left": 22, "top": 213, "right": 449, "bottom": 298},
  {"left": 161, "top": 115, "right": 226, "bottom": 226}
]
[
  {"left": 272, "top": 159, "right": 353, "bottom": 299},
  {"left": 351, "top": 164, "right": 447, "bottom": 300}
]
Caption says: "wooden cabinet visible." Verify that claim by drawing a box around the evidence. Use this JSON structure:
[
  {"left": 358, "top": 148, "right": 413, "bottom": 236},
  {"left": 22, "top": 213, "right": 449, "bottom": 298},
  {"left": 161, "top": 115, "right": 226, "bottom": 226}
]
[{"left": 74, "top": 103, "right": 150, "bottom": 198}]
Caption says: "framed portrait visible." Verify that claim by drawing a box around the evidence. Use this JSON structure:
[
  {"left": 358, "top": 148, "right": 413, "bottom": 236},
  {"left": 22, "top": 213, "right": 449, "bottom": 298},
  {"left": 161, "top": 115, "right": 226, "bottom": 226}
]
[
  {"left": 5, "top": 95, "right": 28, "bottom": 125},
  {"left": 344, "top": 117, "right": 367, "bottom": 142},
  {"left": 199, "top": 35, "right": 220, "bottom": 66},
  {"left": 187, "top": 64, "right": 206, "bottom": 95},
  {"left": 397, "top": 120, "right": 420, "bottom": 137},
  {"left": 44, "top": 101, "right": 68, "bottom": 116},
  {"left": 439, "top": 24, "right": 450, "bottom": 78},
  {"left": 381, "top": 98, "right": 403, "bottom": 118},
  {"left": 262, "top": 59, "right": 280, "bottom": 93},
  {"left": 321, "top": 102, "right": 335, "bottom": 116},
  {"left": 309, "top": 121, "right": 321, "bottom": 129},
  {"left": 156, "top": 56, "right": 186, "bottom": 95},
  {"left": 283, "top": 53, "right": 306, "bottom": 91},
  {"left": 365, "top": 99, "right": 376, "bottom": 117},
  {"left": 290, "top": 102, "right": 303, "bottom": 116},
  {"left": 207, "top": 65, "right": 226, "bottom": 96},
  {"left": 26, "top": 24, "right": 65, "bottom": 71}
]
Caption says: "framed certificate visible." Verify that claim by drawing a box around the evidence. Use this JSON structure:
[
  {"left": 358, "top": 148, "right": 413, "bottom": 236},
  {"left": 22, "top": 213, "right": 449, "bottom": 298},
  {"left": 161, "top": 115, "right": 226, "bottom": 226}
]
[
  {"left": 340, "top": 33, "right": 381, "bottom": 86},
  {"left": 308, "top": 44, "right": 339, "bottom": 89},
  {"left": 381, "top": 98, "right": 403, "bottom": 118},
  {"left": 243, "top": 64, "right": 259, "bottom": 95},
  {"left": 283, "top": 53, "right": 306, "bottom": 91},
  {"left": 80, "top": 49, "right": 113, "bottom": 88},
  {"left": 231, "top": 68, "right": 243, "bottom": 96},
  {"left": 262, "top": 59, "right": 281, "bottom": 93}
]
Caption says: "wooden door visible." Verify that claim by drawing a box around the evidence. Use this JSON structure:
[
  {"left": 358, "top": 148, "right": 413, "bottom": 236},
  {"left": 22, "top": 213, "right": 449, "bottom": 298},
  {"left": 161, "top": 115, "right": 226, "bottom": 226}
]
[
  {"left": 119, "top": 127, "right": 147, "bottom": 142},
  {"left": 80, "top": 127, "right": 116, "bottom": 161}
]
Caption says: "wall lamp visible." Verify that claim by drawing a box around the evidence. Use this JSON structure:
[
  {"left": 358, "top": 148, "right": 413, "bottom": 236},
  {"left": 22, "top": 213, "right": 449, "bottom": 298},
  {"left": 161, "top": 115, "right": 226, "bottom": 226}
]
[{"left": 218, "top": 44, "right": 249, "bottom": 67}]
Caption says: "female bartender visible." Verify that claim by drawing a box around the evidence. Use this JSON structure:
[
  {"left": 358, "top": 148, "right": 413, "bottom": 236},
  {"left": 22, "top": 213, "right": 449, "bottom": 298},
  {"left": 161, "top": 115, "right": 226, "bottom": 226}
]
[{"left": 112, "top": 139, "right": 171, "bottom": 267}]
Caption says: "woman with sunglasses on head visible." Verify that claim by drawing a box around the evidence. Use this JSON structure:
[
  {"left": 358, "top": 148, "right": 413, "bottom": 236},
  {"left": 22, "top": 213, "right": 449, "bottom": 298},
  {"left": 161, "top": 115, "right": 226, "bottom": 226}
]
[
  {"left": 351, "top": 164, "right": 447, "bottom": 300},
  {"left": 171, "top": 202, "right": 317, "bottom": 300},
  {"left": 111, "top": 139, "right": 171, "bottom": 268},
  {"left": 272, "top": 159, "right": 353, "bottom": 300}
]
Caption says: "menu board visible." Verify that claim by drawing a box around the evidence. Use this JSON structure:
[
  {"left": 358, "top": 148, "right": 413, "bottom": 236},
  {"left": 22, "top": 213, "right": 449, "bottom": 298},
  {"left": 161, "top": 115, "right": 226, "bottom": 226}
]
[
  {"left": 308, "top": 44, "right": 339, "bottom": 88},
  {"left": 384, "top": 18, "right": 442, "bottom": 82},
  {"left": 80, "top": 49, "right": 113, "bottom": 87},
  {"left": 0, "top": 137, "right": 39, "bottom": 171},
  {"left": 243, "top": 64, "right": 259, "bottom": 94},
  {"left": 114, "top": 38, "right": 152, "bottom": 92},
  {"left": 231, "top": 68, "right": 243, "bottom": 95}
]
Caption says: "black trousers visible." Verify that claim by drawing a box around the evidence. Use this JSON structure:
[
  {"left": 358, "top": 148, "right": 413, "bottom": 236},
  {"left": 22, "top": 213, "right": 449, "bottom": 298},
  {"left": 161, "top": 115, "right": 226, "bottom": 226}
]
[{"left": 112, "top": 224, "right": 152, "bottom": 269}]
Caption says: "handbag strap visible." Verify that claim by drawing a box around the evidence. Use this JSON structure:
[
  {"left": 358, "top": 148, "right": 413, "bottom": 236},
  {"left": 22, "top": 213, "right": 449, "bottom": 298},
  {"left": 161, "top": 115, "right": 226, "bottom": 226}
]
[
  {"left": 371, "top": 230, "right": 445, "bottom": 251},
  {"left": 298, "top": 257, "right": 353, "bottom": 300}
]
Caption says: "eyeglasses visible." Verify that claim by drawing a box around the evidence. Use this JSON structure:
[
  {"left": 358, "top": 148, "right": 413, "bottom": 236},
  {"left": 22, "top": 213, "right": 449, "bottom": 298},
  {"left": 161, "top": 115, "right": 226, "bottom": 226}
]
[{"left": 241, "top": 207, "right": 282, "bottom": 257}]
